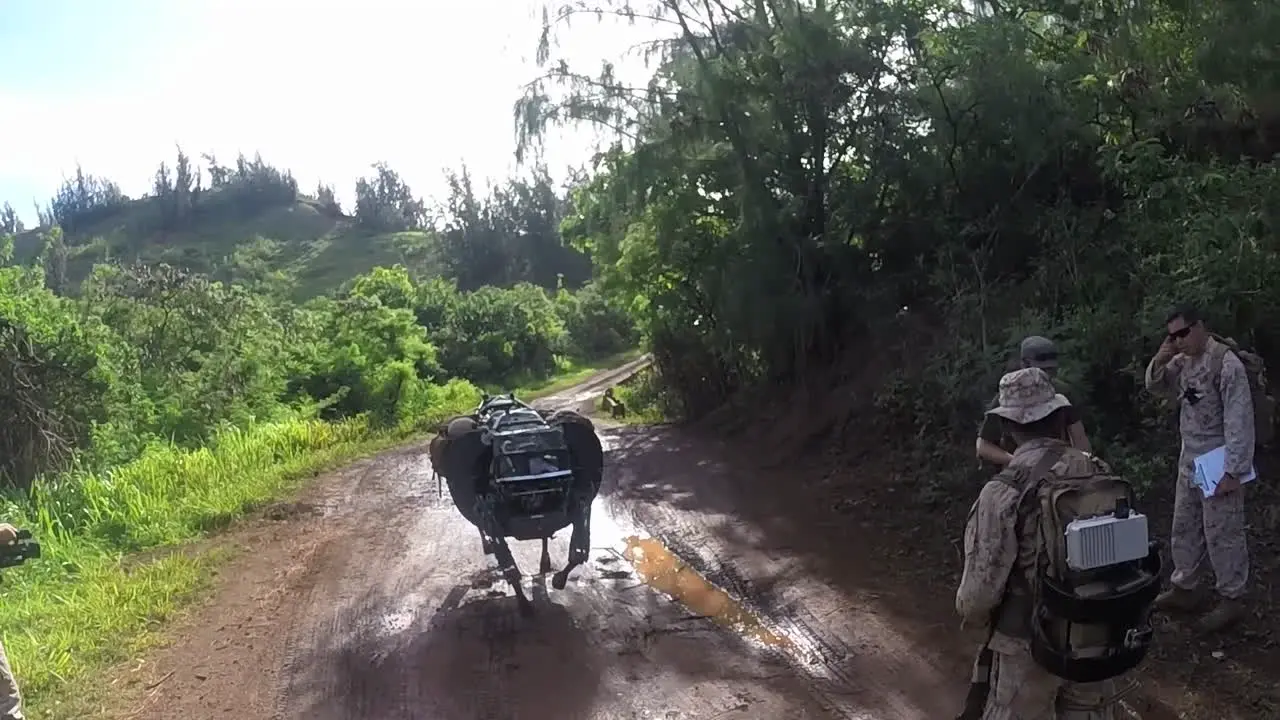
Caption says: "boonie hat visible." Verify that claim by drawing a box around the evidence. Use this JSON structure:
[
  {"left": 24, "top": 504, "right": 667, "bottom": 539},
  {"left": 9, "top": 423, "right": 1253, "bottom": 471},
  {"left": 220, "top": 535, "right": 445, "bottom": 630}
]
[{"left": 986, "top": 367, "right": 1072, "bottom": 425}]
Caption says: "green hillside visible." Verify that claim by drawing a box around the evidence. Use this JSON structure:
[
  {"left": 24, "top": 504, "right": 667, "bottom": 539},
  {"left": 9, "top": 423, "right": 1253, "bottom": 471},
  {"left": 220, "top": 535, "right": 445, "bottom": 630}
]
[
  {"left": 13, "top": 197, "right": 432, "bottom": 299},
  {"left": 5, "top": 153, "right": 584, "bottom": 300}
]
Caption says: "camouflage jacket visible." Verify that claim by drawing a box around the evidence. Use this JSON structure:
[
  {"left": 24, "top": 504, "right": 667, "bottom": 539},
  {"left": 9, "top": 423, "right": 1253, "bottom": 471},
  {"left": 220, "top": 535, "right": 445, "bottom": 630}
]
[{"left": 1145, "top": 337, "right": 1255, "bottom": 476}]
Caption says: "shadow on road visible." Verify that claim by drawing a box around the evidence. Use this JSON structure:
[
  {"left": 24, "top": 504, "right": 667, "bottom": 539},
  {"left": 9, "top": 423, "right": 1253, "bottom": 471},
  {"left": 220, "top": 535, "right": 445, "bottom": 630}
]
[{"left": 334, "top": 592, "right": 605, "bottom": 720}]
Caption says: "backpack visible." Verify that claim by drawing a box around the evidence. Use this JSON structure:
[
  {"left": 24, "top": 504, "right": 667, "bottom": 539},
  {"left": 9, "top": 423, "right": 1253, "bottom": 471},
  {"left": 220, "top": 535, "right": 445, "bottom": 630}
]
[
  {"left": 478, "top": 398, "right": 576, "bottom": 524},
  {"left": 1209, "top": 334, "right": 1276, "bottom": 447},
  {"left": 996, "top": 447, "right": 1160, "bottom": 683}
]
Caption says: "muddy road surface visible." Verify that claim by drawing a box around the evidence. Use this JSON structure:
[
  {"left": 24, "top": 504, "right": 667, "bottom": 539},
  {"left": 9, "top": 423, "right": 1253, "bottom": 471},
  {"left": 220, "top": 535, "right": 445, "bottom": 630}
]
[{"left": 119, "top": 370, "right": 969, "bottom": 720}]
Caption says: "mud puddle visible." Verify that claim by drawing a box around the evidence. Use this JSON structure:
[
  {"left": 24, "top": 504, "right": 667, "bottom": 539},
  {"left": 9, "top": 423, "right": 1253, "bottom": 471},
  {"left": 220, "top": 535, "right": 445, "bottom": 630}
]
[{"left": 622, "top": 534, "right": 793, "bottom": 651}]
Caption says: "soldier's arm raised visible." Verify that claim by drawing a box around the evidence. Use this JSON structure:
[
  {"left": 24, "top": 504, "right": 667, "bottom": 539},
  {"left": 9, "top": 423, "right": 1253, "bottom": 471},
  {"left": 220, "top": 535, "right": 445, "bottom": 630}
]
[
  {"left": 1219, "top": 353, "right": 1256, "bottom": 477},
  {"left": 1144, "top": 346, "right": 1183, "bottom": 397},
  {"left": 955, "top": 480, "right": 1019, "bottom": 625}
]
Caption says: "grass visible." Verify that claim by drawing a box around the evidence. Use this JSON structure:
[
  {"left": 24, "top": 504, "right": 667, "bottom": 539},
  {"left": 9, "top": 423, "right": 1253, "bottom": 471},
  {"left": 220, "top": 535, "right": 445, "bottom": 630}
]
[{"left": 0, "top": 381, "right": 484, "bottom": 719}]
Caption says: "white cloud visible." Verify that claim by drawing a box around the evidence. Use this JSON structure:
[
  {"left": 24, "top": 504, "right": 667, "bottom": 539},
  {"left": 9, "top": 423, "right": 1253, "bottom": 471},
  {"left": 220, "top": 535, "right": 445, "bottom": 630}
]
[{"left": 0, "top": 0, "right": 665, "bottom": 220}]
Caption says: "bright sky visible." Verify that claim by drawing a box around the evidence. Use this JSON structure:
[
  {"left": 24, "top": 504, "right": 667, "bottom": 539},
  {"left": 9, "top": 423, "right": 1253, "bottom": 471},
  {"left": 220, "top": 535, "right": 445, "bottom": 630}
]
[{"left": 0, "top": 0, "right": 663, "bottom": 225}]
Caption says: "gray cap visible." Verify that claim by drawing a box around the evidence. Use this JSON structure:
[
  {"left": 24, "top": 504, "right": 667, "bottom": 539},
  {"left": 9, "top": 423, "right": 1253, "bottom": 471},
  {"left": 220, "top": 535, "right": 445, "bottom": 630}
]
[{"left": 1020, "top": 335, "right": 1058, "bottom": 369}]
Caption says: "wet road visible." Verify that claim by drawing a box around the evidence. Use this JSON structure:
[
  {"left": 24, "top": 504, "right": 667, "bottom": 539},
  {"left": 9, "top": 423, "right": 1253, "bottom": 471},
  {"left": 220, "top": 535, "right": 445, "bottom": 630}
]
[{"left": 121, "top": 369, "right": 966, "bottom": 719}]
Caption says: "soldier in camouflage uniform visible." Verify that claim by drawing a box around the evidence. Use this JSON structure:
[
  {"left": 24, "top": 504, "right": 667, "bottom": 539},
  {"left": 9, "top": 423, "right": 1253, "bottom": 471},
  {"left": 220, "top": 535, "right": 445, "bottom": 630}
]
[
  {"left": 958, "top": 368, "right": 1124, "bottom": 719},
  {"left": 976, "top": 336, "right": 1090, "bottom": 468},
  {"left": 1145, "top": 305, "right": 1253, "bottom": 633},
  {"left": 960, "top": 336, "right": 1093, "bottom": 719},
  {"left": 0, "top": 523, "right": 23, "bottom": 720}
]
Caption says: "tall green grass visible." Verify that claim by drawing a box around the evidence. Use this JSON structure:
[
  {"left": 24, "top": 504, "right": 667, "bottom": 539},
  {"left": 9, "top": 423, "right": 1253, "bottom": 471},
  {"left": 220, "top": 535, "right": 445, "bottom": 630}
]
[{"left": 0, "top": 378, "right": 482, "bottom": 717}]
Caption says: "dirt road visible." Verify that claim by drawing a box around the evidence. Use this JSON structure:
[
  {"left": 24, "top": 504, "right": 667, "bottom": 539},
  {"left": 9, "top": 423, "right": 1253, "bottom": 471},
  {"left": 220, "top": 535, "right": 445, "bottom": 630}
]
[{"left": 116, "top": 370, "right": 971, "bottom": 720}]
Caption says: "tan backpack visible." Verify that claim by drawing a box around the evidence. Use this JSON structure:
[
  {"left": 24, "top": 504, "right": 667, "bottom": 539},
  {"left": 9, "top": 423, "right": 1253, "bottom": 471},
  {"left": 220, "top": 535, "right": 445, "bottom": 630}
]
[
  {"left": 997, "top": 448, "right": 1158, "bottom": 682},
  {"left": 1209, "top": 334, "right": 1276, "bottom": 447}
]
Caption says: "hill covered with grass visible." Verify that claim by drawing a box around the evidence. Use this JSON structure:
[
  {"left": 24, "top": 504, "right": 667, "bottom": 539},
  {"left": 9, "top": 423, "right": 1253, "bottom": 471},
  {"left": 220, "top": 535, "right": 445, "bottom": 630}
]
[{"left": 3, "top": 150, "right": 587, "bottom": 300}]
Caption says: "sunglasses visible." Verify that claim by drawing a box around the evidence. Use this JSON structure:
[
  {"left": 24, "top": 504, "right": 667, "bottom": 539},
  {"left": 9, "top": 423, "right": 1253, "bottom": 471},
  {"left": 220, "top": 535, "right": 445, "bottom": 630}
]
[
  {"left": 1168, "top": 326, "right": 1193, "bottom": 340},
  {"left": 1027, "top": 352, "right": 1058, "bottom": 363}
]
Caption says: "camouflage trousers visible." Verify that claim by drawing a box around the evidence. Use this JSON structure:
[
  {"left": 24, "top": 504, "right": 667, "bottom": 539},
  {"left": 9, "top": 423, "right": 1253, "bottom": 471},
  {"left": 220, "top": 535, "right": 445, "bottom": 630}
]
[
  {"left": 1170, "top": 457, "right": 1249, "bottom": 599},
  {"left": 0, "top": 642, "right": 22, "bottom": 720},
  {"left": 982, "top": 647, "right": 1121, "bottom": 720}
]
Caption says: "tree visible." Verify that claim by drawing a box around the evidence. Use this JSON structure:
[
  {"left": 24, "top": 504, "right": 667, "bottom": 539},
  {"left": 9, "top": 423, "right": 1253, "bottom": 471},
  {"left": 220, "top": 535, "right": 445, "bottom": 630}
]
[
  {"left": 435, "top": 165, "right": 591, "bottom": 291},
  {"left": 48, "top": 164, "right": 128, "bottom": 234},
  {"left": 315, "top": 182, "right": 343, "bottom": 217},
  {"left": 353, "top": 162, "right": 426, "bottom": 232},
  {"left": 0, "top": 203, "right": 21, "bottom": 234},
  {"left": 517, "top": 0, "right": 1280, "bottom": 454}
]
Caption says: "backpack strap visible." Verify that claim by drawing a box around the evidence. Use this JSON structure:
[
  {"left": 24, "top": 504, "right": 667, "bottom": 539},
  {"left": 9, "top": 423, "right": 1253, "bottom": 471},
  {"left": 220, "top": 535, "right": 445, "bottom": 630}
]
[
  {"left": 994, "top": 445, "right": 1068, "bottom": 503},
  {"left": 990, "top": 445, "right": 1067, "bottom": 639},
  {"left": 1010, "top": 446, "right": 1067, "bottom": 542},
  {"left": 1209, "top": 337, "right": 1231, "bottom": 381}
]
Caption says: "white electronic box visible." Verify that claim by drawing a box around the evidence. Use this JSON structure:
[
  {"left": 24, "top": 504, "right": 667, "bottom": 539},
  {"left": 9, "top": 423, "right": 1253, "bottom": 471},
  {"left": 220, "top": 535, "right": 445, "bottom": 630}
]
[{"left": 1064, "top": 511, "right": 1150, "bottom": 571}]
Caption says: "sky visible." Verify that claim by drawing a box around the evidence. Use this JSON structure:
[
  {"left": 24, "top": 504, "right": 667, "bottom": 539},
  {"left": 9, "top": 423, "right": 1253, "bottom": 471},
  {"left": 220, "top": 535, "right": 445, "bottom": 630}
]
[{"left": 0, "top": 0, "right": 663, "bottom": 225}]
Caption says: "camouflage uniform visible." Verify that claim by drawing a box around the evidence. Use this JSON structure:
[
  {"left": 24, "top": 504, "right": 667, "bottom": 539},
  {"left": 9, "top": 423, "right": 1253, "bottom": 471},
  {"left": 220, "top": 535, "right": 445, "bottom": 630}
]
[
  {"left": 1145, "top": 338, "right": 1252, "bottom": 612},
  {"left": 958, "top": 369, "right": 1125, "bottom": 719},
  {"left": 0, "top": 642, "right": 22, "bottom": 720}
]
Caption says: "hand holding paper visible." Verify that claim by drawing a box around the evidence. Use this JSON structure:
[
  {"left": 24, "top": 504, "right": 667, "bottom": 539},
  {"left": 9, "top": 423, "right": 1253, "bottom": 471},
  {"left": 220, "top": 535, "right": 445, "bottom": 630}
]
[{"left": 1193, "top": 446, "right": 1256, "bottom": 498}]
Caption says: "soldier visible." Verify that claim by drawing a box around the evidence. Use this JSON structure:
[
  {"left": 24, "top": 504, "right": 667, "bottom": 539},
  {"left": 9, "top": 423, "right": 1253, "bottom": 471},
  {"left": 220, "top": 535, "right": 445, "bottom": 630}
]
[
  {"left": 958, "top": 368, "right": 1143, "bottom": 718},
  {"left": 0, "top": 523, "right": 23, "bottom": 720},
  {"left": 1145, "top": 304, "right": 1253, "bottom": 632},
  {"left": 976, "top": 336, "right": 1090, "bottom": 467}
]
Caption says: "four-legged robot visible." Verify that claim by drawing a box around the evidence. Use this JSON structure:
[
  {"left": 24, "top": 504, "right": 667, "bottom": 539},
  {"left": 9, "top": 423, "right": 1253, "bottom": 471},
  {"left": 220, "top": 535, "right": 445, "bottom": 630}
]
[{"left": 430, "top": 395, "right": 604, "bottom": 614}]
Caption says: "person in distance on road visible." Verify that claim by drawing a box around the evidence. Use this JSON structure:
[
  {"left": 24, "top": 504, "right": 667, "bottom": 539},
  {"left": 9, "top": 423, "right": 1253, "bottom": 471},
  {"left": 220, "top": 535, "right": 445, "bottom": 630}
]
[
  {"left": 0, "top": 523, "right": 24, "bottom": 720},
  {"left": 1144, "top": 304, "right": 1253, "bottom": 633},
  {"left": 975, "top": 336, "right": 1090, "bottom": 468}
]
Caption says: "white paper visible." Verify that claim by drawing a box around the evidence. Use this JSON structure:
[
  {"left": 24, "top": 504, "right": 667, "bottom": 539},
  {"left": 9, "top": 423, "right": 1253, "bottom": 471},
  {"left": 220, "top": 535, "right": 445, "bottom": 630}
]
[{"left": 1192, "top": 445, "right": 1257, "bottom": 497}]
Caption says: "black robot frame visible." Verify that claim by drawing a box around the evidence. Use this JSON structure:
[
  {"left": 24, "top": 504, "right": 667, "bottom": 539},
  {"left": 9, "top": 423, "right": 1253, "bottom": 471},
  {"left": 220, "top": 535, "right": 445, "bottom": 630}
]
[{"left": 430, "top": 394, "right": 605, "bottom": 614}]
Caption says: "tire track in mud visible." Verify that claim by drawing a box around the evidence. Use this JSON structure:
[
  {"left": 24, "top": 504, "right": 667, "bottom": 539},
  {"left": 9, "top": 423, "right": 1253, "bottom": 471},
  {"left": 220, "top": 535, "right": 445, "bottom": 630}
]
[
  {"left": 270, "top": 455, "right": 408, "bottom": 720},
  {"left": 656, "top": 530, "right": 863, "bottom": 717}
]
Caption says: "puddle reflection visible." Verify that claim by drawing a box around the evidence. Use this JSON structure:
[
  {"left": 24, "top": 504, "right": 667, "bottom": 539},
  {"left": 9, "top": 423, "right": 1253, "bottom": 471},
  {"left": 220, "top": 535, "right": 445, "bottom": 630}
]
[{"left": 622, "top": 535, "right": 792, "bottom": 650}]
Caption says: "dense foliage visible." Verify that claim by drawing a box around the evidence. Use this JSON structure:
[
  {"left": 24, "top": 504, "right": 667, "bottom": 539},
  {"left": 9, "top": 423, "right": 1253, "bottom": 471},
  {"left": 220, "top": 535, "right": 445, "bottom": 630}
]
[
  {"left": 0, "top": 161, "right": 636, "bottom": 490},
  {"left": 521, "top": 0, "right": 1280, "bottom": 489}
]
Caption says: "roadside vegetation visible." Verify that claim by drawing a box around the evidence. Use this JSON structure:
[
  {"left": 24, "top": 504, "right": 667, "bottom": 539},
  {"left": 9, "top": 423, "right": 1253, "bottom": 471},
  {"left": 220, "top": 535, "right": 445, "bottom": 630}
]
[
  {"left": 0, "top": 155, "right": 636, "bottom": 714},
  {"left": 604, "top": 367, "right": 674, "bottom": 425},
  {"left": 519, "top": 0, "right": 1280, "bottom": 715}
]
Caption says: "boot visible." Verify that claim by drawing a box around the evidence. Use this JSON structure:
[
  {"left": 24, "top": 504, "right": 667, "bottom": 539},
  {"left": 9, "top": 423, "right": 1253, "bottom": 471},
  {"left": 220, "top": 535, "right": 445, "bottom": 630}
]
[
  {"left": 1153, "top": 585, "right": 1209, "bottom": 613},
  {"left": 1196, "top": 597, "right": 1246, "bottom": 634}
]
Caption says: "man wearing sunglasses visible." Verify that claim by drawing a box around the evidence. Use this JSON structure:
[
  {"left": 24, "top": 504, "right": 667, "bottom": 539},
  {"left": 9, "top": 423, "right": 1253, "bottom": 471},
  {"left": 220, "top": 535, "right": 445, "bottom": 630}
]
[
  {"left": 1146, "top": 304, "right": 1253, "bottom": 633},
  {"left": 976, "top": 336, "right": 1091, "bottom": 467}
]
